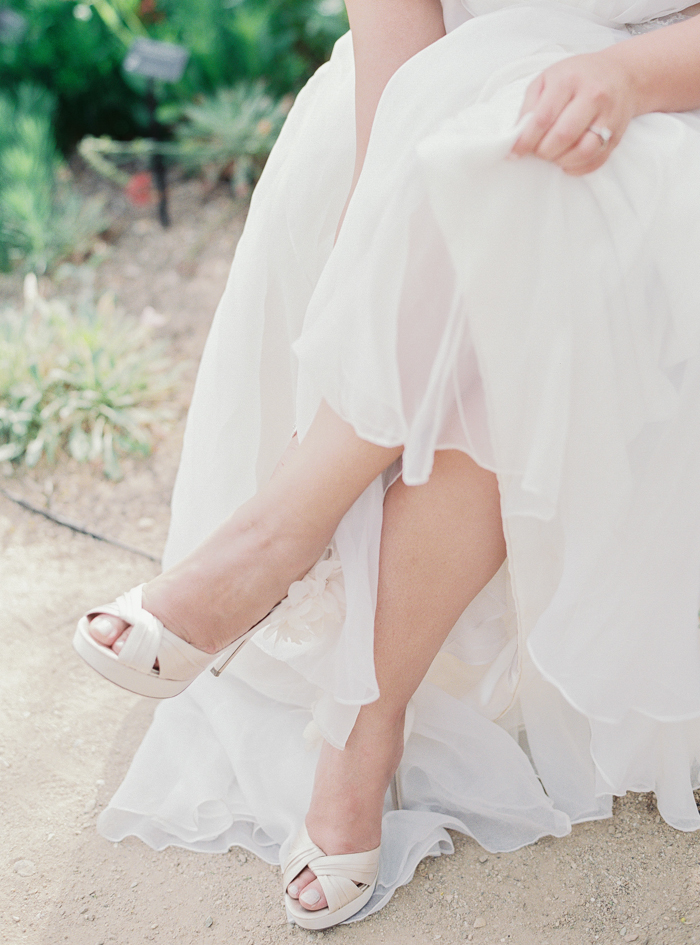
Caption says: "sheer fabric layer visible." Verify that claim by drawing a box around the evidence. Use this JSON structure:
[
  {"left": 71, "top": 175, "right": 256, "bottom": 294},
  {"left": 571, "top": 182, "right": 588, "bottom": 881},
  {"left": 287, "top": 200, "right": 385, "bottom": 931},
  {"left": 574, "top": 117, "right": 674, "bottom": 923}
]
[{"left": 99, "top": 0, "right": 700, "bottom": 922}]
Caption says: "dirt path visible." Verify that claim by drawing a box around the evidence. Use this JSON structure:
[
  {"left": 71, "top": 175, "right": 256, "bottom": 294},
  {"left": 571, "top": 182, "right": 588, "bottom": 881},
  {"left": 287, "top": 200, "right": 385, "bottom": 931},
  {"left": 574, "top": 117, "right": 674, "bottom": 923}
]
[{"left": 1, "top": 183, "right": 699, "bottom": 945}]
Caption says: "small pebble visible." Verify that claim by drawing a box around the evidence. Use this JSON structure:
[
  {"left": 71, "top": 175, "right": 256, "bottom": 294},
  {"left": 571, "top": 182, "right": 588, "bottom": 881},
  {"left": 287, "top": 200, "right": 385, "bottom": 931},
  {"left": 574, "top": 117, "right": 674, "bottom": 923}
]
[
  {"left": 13, "top": 860, "right": 36, "bottom": 876},
  {"left": 624, "top": 935, "right": 639, "bottom": 942},
  {"left": 473, "top": 917, "right": 487, "bottom": 929},
  {"left": 205, "top": 916, "right": 214, "bottom": 928},
  {"left": 479, "top": 856, "right": 489, "bottom": 864},
  {"left": 237, "top": 854, "right": 247, "bottom": 865}
]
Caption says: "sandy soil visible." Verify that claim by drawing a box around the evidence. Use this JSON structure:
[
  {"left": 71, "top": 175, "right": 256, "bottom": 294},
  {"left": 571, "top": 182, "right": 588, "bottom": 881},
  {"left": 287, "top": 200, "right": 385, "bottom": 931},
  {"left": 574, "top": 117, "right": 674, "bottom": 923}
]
[{"left": 1, "top": 180, "right": 700, "bottom": 945}]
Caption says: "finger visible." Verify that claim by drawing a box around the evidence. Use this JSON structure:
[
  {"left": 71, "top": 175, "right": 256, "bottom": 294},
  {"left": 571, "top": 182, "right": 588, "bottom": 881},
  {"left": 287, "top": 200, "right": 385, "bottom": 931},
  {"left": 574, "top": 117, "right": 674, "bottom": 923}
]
[
  {"left": 556, "top": 128, "right": 611, "bottom": 174},
  {"left": 512, "top": 78, "right": 574, "bottom": 158},
  {"left": 517, "top": 74, "right": 544, "bottom": 120},
  {"left": 535, "top": 94, "right": 599, "bottom": 163}
]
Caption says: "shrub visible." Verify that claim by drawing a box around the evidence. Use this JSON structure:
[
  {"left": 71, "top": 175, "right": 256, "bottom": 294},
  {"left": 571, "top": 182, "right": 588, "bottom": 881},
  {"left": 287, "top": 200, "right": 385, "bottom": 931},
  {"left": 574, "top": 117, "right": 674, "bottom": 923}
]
[
  {"left": 0, "top": 274, "right": 176, "bottom": 479},
  {"left": 0, "top": 85, "right": 109, "bottom": 273},
  {"left": 0, "top": 0, "right": 145, "bottom": 150},
  {"left": 0, "top": 0, "right": 347, "bottom": 150},
  {"left": 80, "top": 81, "right": 290, "bottom": 197},
  {"left": 174, "top": 82, "right": 290, "bottom": 196}
]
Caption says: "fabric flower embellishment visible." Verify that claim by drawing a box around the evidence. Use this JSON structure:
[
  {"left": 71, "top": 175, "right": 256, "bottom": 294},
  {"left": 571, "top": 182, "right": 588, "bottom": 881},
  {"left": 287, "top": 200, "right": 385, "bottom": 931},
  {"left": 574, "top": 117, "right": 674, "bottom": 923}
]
[{"left": 259, "top": 548, "right": 346, "bottom": 645}]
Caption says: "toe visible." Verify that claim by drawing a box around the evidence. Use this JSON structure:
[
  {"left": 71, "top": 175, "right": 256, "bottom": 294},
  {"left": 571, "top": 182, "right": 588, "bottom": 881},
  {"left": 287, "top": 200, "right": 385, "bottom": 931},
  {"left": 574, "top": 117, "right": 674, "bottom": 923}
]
[
  {"left": 298, "top": 879, "right": 327, "bottom": 912},
  {"left": 89, "top": 615, "right": 129, "bottom": 648},
  {"left": 286, "top": 867, "right": 315, "bottom": 900}
]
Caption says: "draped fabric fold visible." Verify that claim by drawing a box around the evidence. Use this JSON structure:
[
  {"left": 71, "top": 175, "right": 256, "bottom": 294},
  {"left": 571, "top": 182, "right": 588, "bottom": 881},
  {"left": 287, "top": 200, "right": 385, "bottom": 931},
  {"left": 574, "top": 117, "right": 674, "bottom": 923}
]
[{"left": 99, "top": 0, "right": 700, "bottom": 921}]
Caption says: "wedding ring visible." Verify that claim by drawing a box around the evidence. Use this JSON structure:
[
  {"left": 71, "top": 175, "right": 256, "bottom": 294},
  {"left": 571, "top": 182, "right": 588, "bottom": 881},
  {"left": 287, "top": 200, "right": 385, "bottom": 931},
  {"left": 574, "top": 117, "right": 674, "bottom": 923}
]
[{"left": 588, "top": 124, "right": 613, "bottom": 147}]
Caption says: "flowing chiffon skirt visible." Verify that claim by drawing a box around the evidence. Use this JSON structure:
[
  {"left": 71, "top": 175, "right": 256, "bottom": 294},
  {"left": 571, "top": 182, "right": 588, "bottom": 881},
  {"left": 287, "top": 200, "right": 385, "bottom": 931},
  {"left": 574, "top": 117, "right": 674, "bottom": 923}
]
[{"left": 98, "top": 0, "right": 700, "bottom": 921}]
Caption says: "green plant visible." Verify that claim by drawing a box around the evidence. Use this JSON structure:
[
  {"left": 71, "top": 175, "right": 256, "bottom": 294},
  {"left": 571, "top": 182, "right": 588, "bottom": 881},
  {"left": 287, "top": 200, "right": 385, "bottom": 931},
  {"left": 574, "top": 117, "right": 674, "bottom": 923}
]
[
  {"left": 246, "top": 0, "right": 348, "bottom": 95},
  {"left": 80, "top": 81, "right": 289, "bottom": 196},
  {"left": 0, "top": 274, "right": 176, "bottom": 478},
  {"left": 0, "top": 85, "right": 109, "bottom": 273},
  {"left": 174, "top": 82, "right": 290, "bottom": 194},
  {"left": 0, "top": 0, "right": 146, "bottom": 149},
  {"left": 0, "top": 0, "right": 347, "bottom": 151}
]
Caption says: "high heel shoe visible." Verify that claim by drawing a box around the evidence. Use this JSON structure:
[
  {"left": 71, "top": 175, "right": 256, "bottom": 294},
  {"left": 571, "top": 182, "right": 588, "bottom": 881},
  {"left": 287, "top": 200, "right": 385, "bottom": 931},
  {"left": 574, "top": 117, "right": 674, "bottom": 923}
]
[
  {"left": 282, "top": 824, "right": 380, "bottom": 930},
  {"left": 73, "top": 585, "right": 258, "bottom": 699},
  {"left": 73, "top": 549, "right": 345, "bottom": 699}
]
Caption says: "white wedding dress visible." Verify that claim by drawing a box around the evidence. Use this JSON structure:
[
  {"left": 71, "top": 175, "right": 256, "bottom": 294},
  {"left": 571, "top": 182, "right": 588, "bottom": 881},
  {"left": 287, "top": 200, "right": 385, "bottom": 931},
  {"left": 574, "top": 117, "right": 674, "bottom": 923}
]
[{"left": 98, "top": 0, "right": 700, "bottom": 921}]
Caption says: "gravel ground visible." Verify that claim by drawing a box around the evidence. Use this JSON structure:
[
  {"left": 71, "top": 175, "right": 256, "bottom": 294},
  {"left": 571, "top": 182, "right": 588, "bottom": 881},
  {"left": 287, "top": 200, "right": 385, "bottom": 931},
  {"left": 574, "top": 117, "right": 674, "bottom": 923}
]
[{"left": 1, "top": 180, "right": 700, "bottom": 945}]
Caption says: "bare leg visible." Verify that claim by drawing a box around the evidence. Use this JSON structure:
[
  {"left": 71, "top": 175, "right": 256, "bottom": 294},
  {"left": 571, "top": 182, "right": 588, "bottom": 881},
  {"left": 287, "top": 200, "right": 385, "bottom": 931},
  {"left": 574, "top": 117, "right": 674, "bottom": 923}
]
[
  {"left": 89, "top": 402, "right": 402, "bottom": 654},
  {"left": 89, "top": 0, "right": 447, "bottom": 657},
  {"left": 287, "top": 449, "right": 506, "bottom": 911}
]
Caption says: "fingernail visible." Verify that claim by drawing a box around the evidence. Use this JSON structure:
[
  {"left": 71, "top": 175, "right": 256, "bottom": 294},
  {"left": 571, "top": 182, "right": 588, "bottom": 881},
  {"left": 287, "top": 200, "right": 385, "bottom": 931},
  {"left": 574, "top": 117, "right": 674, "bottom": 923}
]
[
  {"left": 288, "top": 884, "right": 299, "bottom": 898},
  {"left": 90, "top": 616, "right": 114, "bottom": 638},
  {"left": 113, "top": 635, "right": 125, "bottom": 654},
  {"left": 300, "top": 888, "right": 321, "bottom": 905}
]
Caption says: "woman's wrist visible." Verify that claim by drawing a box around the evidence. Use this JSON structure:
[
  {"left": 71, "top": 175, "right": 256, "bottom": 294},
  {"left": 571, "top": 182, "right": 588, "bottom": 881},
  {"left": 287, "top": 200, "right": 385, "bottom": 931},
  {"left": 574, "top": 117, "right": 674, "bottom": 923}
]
[{"left": 603, "top": 13, "right": 700, "bottom": 117}]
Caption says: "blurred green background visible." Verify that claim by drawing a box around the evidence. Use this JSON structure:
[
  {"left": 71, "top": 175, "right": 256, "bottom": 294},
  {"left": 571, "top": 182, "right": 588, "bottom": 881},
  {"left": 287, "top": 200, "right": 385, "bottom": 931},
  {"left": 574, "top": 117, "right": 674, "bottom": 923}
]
[
  {"left": 0, "top": 0, "right": 348, "bottom": 273},
  {"left": 0, "top": 0, "right": 347, "bottom": 475},
  {"left": 1, "top": 0, "right": 348, "bottom": 147}
]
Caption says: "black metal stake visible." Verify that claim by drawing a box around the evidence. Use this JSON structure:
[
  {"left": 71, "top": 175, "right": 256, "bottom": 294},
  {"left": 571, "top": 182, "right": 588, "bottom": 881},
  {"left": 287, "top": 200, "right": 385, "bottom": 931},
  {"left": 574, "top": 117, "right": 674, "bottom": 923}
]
[
  {"left": 146, "top": 78, "right": 169, "bottom": 228},
  {"left": 124, "top": 38, "right": 189, "bottom": 228}
]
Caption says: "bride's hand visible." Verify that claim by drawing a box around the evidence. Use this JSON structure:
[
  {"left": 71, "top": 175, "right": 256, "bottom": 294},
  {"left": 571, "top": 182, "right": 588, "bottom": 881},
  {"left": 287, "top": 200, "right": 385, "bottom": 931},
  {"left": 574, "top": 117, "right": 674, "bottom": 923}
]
[{"left": 511, "top": 49, "right": 638, "bottom": 175}]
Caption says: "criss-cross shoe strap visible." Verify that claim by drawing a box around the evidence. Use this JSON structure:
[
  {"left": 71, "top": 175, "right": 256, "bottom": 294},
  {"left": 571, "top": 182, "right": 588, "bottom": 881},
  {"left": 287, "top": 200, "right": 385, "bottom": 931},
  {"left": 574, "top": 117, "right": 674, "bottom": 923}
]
[
  {"left": 282, "top": 826, "right": 380, "bottom": 915},
  {"left": 312, "top": 850, "right": 380, "bottom": 913},
  {"left": 86, "top": 585, "right": 216, "bottom": 681},
  {"left": 86, "top": 585, "right": 161, "bottom": 673}
]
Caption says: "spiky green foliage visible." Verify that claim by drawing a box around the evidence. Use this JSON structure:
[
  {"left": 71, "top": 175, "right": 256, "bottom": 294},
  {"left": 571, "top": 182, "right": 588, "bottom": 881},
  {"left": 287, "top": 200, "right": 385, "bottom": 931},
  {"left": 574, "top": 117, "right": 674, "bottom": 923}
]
[
  {"left": 172, "top": 81, "right": 289, "bottom": 194},
  {"left": 0, "top": 86, "right": 109, "bottom": 274},
  {"left": 80, "top": 81, "right": 288, "bottom": 196},
  {"left": 0, "top": 276, "right": 176, "bottom": 478}
]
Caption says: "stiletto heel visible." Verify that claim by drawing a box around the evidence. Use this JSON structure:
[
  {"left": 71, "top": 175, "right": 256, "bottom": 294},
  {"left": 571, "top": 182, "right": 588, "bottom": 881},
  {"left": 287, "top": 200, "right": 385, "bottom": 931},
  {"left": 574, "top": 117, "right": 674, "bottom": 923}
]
[
  {"left": 390, "top": 770, "right": 403, "bottom": 811},
  {"left": 74, "top": 549, "right": 344, "bottom": 699}
]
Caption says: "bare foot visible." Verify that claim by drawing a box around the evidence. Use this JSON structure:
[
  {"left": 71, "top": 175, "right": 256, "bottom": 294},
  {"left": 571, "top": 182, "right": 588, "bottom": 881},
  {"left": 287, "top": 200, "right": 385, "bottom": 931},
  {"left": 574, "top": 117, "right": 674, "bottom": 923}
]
[{"left": 286, "top": 708, "right": 404, "bottom": 913}]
